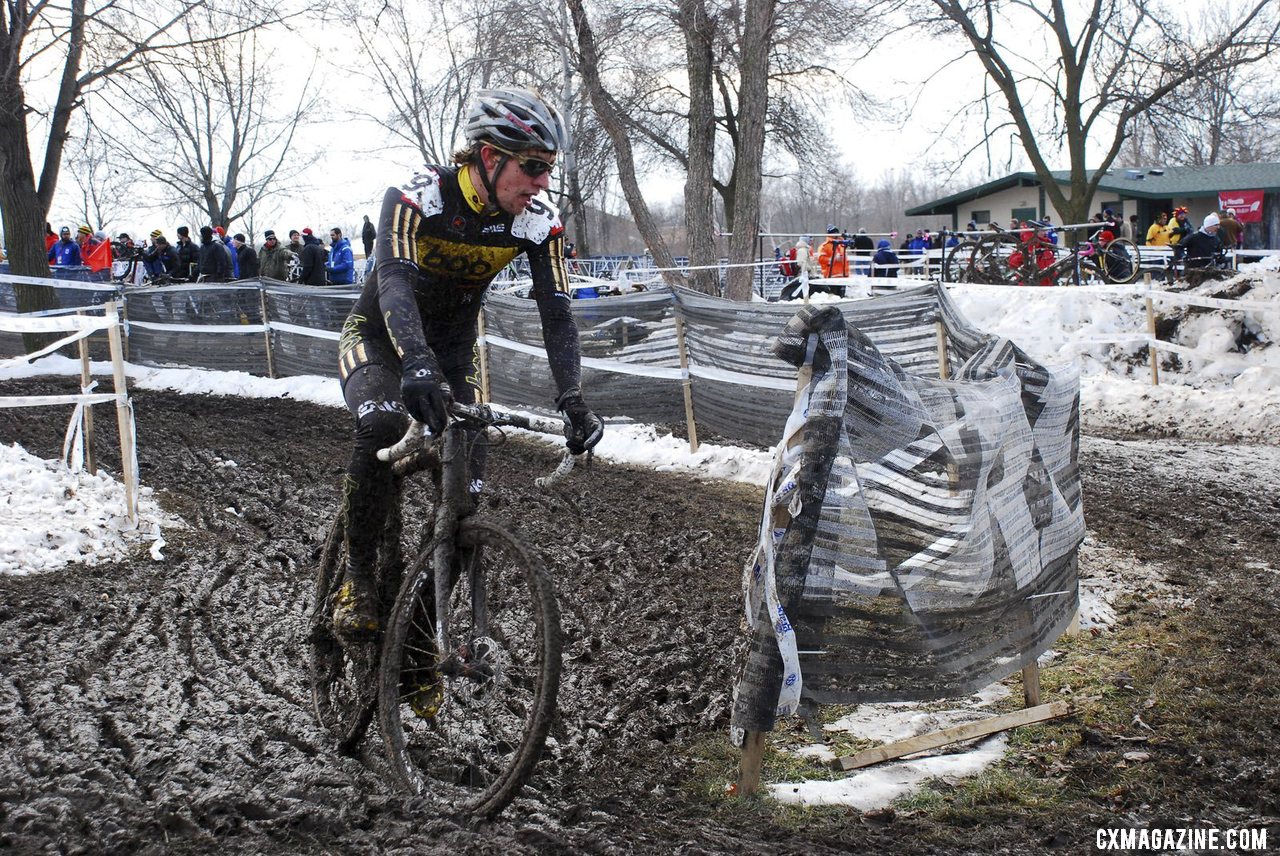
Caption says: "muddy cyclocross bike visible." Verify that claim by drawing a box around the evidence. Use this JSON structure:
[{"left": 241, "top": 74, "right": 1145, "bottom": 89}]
[{"left": 309, "top": 402, "right": 577, "bottom": 817}]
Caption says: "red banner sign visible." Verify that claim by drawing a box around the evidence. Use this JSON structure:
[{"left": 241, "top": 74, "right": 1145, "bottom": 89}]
[{"left": 1218, "top": 189, "right": 1264, "bottom": 223}]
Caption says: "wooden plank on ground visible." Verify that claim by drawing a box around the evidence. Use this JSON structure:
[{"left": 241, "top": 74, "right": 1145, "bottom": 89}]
[{"left": 830, "top": 701, "right": 1072, "bottom": 772}]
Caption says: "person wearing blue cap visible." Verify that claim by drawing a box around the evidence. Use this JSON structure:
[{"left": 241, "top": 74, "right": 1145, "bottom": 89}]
[{"left": 872, "top": 239, "right": 899, "bottom": 278}]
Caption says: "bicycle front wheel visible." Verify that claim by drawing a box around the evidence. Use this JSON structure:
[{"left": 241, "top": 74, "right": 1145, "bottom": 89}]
[
  {"left": 944, "top": 241, "right": 976, "bottom": 283},
  {"left": 378, "top": 516, "right": 562, "bottom": 818},
  {"left": 308, "top": 514, "right": 378, "bottom": 754}
]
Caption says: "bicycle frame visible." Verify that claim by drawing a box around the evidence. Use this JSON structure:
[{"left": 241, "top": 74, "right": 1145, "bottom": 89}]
[{"left": 378, "top": 404, "right": 578, "bottom": 683}]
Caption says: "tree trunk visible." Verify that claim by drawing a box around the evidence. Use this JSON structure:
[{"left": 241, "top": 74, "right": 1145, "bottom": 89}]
[
  {"left": 0, "top": 68, "right": 61, "bottom": 351},
  {"left": 681, "top": 0, "right": 719, "bottom": 295},
  {"left": 567, "top": 0, "right": 683, "bottom": 287},
  {"left": 724, "top": 0, "right": 775, "bottom": 301}
]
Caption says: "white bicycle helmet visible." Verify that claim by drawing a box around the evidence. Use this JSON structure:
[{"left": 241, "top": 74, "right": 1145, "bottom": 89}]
[{"left": 464, "top": 88, "right": 570, "bottom": 152}]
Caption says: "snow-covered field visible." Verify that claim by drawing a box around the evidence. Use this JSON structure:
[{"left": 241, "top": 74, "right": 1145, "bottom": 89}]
[{"left": 3, "top": 262, "right": 1278, "bottom": 811}]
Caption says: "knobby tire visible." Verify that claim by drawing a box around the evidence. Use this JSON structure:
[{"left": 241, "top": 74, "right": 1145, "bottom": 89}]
[
  {"left": 308, "top": 514, "right": 378, "bottom": 754},
  {"left": 377, "top": 516, "right": 562, "bottom": 818}
]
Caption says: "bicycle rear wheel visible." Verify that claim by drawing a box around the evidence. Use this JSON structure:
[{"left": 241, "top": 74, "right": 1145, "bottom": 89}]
[
  {"left": 378, "top": 516, "right": 562, "bottom": 818},
  {"left": 1102, "top": 238, "right": 1140, "bottom": 284},
  {"left": 308, "top": 513, "right": 378, "bottom": 754}
]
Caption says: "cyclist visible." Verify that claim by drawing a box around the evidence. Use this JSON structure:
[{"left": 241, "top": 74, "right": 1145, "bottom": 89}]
[{"left": 332, "top": 87, "right": 604, "bottom": 635}]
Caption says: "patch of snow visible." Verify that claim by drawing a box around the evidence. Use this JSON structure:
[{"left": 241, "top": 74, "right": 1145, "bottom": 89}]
[{"left": 0, "top": 443, "right": 175, "bottom": 576}]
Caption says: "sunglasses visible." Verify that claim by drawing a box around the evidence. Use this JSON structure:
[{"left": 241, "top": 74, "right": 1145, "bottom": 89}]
[{"left": 487, "top": 144, "right": 556, "bottom": 178}]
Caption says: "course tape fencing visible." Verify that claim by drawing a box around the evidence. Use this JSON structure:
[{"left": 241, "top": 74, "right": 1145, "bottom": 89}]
[
  {"left": 2, "top": 274, "right": 1271, "bottom": 446},
  {"left": 730, "top": 303, "right": 1084, "bottom": 733}
]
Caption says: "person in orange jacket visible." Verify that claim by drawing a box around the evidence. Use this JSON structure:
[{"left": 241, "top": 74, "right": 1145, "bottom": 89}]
[{"left": 817, "top": 225, "right": 849, "bottom": 278}]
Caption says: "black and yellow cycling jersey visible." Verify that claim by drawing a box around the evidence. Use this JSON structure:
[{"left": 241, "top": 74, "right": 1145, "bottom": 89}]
[{"left": 339, "top": 164, "right": 581, "bottom": 395}]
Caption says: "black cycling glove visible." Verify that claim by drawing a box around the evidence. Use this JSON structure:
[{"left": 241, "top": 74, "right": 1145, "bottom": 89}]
[
  {"left": 401, "top": 352, "right": 452, "bottom": 435},
  {"left": 556, "top": 387, "right": 603, "bottom": 455}
]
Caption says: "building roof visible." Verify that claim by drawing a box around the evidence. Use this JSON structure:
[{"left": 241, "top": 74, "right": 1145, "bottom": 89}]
[{"left": 906, "top": 162, "right": 1280, "bottom": 216}]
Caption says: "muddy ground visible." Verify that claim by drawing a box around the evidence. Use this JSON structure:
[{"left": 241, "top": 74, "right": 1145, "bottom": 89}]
[{"left": 1, "top": 378, "right": 1277, "bottom": 855}]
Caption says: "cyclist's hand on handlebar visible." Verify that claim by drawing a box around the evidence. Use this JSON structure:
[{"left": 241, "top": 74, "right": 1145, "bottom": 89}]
[
  {"left": 401, "top": 353, "right": 452, "bottom": 435},
  {"left": 556, "top": 387, "right": 603, "bottom": 456}
]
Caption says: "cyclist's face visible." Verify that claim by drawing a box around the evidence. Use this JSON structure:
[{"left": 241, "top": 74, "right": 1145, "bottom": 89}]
[{"left": 482, "top": 145, "right": 555, "bottom": 215}]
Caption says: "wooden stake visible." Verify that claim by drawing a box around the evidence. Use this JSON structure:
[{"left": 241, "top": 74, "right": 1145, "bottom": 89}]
[
  {"left": 737, "top": 730, "right": 767, "bottom": 795},
  {"left": 830, "top": 701, "right": 1071, "bottom": 772},
  {"left": 1065, "top": 608, "right": 1081, "bottom": 638},
  {"left": 76, "top": 310, "right": 96, "bottom": 474},
  {"left": 1022, "top": 660, "right": 1042, "bottom": 707},
  {"left": 259, "top": 287, "right": 276, "bottom": 379},
  {"left": 104, "top": 302, "right": 139, "bottom": 523},
  {"left": 1144, "top": 274, "right": 1159, "bottom": 386},
  {"left": 674, "top": 316, "right": 699, "bottom": 453},
  {"left": 936, "top": 321, "right": 950, "bottom": 380},
  {"left": 477, "top": 308, "right": 491, "bottom": 404}
]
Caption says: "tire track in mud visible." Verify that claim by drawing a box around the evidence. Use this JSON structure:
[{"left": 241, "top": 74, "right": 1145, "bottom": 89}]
[{"left": 17, "top": 379, "right": 1273, "bottom": 854}]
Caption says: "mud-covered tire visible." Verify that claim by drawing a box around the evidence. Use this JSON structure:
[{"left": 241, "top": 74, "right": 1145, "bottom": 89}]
[
  {"left": 308, "top": 514, "right": 377, "bottom": 754},
  {"left": 378, "top": 515, "right": 562, "bottom": 818}
]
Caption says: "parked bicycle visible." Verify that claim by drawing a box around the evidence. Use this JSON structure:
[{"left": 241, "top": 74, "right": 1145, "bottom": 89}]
[
  {"left": 309, "top": 402, "right": 576, "bottom": 817},
  {"left": 945, "top": 223, "right": 1140, "bottom": 286}
]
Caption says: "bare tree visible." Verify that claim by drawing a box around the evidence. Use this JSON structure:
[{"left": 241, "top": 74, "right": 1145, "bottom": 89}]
[
  {"left": 921, "top": 0, "right": 1280, "bottom": 225},
  {"left": 66, "top": 118, "right": 130, "bottom": 234},
  {"left": 723, "top": 0, "right": 777, "bottom": 301},
  {"left": 345, "top": 0, "right": 502, "bottom": 165},
  {"left": 1121, "top": 47, "right": 1280, "bottom": 166},
  {"left": 567, "top": 0, "right": 684, "bottom": 285},
  {"left": 0, "top": 0, "right": 279, "bottom": 342},
  {"left": 97, "top": 13, "right": 316, "bottom": 231}
]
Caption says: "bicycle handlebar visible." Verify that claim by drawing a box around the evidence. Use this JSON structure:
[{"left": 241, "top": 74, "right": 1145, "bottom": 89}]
[{"left": 376, "top": 404, "right": 580, "bottom": 488}]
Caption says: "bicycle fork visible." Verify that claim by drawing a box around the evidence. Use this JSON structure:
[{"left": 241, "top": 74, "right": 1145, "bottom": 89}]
[{"left": 431, "top": 428, "right": 492, "bottom": 681}]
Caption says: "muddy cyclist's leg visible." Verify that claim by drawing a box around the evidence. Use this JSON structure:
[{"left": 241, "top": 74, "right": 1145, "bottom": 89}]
[{"left": 336, "top": 358, "right": 407, "bottom": 634}]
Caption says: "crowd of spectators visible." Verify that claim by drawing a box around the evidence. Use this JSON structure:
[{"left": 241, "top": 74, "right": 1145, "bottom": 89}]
[{"left": 42, "top": 218, "right": 371, "bottom": 286}]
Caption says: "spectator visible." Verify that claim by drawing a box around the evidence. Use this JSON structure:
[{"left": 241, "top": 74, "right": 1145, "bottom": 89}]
[
  {"left": 1168, "top": 207, "right": 1193, "bottom": 245},
  {"left": 325, "top": 226, "right": 355, "bottom": 285},
  {"left": 48, "top": 227, "right": 82, "bottom": 266},
  {"left": 1128, "top": 214, "right": 1140, "bottom": 242},
  {"left": 817, "top": 225, "right": 849, "bottom": 278},
  {"left": 1218, "top": 208, "right": 1243, "bottom": 251},
  {"left": 565, "top": 241, "right": 578, "bottom": 259},
  {"left": 259, "top": 230, "right": 292, "bottom": 280},
  {"left": 776, "top": 237, "right": 823, "bottom": 300},
  {"left": 197, "top": 225, "right": 230, "bottom": 281},
  {"left": 1041, "top": 214, "right": 1058, "bottom": 245},
  {"left": 1145, "top": 212, "right": 1171, "bottom": 246},
  {"left": 1180, "top": 213, "right": 1223, "bottom": 270},
  {"left": 872, "top": 239, "right": 899, "bottom": 278},
  {"left": 83, "top": 229, "right": 112, "bottom": 273},
  {"left": 1168, "top": 207, "right": 1193, "bottom": 266},
  {"left": 851, "top": 227, "right": 875, "bottom": 274},
  {"left": 44, "top": 223, "right": 57, "bottom": 253},
  {"left": 74, "top": 225, "right": 95, "bottom": 253},
  {"left": 298, "top": 227, "right": 328, "bottom": 285},
  {"left": 174, "top": 226, "right": 198, "bottom": 281},
  {"left": 361, "top": 214, "right": 375, "bottom": 258},
  {"left": 143, "top": 234, "right": 180, "bottom": 280},
  {"left": 233, "top": 233, "right": 260, "bottom": 279},
  {"left": 214, "top": 226, "right": 239, "bottom": 279}
]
